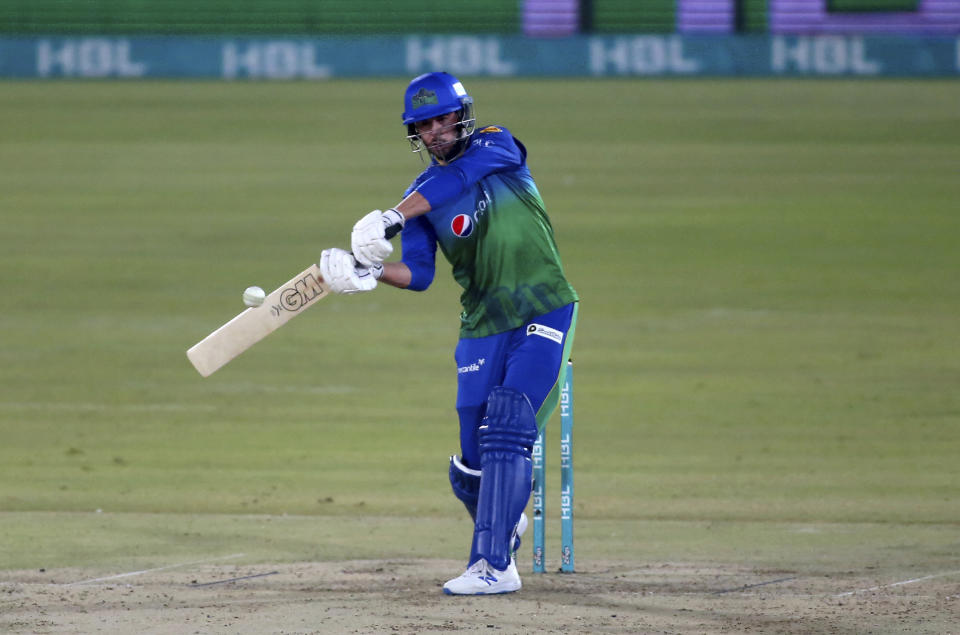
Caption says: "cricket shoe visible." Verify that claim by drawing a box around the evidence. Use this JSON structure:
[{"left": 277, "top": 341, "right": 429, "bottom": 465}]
[{"left": 443, "top": 558, "right": 521, "bottom": 595}]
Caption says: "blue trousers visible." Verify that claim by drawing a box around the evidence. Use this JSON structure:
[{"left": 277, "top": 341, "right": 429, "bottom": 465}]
[{"left": 454, "top": 302, "right": 578, "bottom": 469}]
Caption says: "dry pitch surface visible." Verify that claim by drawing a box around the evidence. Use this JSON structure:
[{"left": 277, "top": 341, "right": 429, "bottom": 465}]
[{"left": 2, "top": 559, "right": 957, "bottom": 634}]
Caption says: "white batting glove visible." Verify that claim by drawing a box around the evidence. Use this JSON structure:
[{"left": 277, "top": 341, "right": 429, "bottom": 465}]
[
  {"left": 319, "top": 248, "right": 381, "bottom": 295},
  {"left": 351, "top": 208, "right": 404, "bottom": 267}
]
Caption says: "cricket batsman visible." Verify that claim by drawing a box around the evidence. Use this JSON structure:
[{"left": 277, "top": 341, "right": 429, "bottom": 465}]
[{"left": 319, "top": 72, "right": 578, "bottom": 595}]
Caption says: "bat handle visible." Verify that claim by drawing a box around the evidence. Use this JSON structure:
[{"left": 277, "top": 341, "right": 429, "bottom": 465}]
[{"left": 384, "top": 222, "right": 402, "bottom": 240}]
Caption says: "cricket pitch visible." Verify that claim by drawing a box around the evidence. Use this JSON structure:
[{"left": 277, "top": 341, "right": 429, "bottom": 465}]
[{"left": 2, "top": 558, "right": 957, "bottom": 633}]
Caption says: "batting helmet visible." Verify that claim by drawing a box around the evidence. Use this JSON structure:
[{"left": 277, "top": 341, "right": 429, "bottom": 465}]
[
  {"left": 402, "top": 72, "right": 476, "bottom": 160},
  {"left": 402, "top": 71, "right": 474, "bottom": 126}
]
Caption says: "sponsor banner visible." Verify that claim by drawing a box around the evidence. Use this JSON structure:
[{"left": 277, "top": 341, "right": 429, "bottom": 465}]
[{"left": 0, "top": 35, "right": 958, "bottom": 78}]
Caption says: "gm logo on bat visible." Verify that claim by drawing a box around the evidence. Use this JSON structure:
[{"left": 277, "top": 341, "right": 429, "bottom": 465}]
[{"left": 270, "top": 273, "right": 327, "bottom": 316}]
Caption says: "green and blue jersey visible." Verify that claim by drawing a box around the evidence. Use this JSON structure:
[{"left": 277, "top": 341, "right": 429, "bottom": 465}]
[{"left": 401, "top": 125, "right": 578, "bottom": 338}]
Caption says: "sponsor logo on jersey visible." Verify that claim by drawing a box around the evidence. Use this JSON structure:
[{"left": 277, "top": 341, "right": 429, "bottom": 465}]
[
  {"left": 451, "top": 214, "right": 474, "bottom": 237},
  {"left": 479, "top": 126, "right": 502, "bottom": 133},
  {"left": 526, "top": 323, "right": 564, "bottom": 344},
  {"left": 411, "top": 87, "right": 438, "bottom": 109},
  {"left": 458, "top": 358, "right": 486, "bottom": 374}
]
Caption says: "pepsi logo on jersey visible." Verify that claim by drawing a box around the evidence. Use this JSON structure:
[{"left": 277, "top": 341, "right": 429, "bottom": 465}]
[{"left": 451, "top": 214, "right": 474, "bottom": 237}]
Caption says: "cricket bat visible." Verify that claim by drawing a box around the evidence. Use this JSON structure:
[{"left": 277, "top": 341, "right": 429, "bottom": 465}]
[
  {"left": 187, "top": 224, "right": 400, "bottom": 377},
  {"left": 186, "top": 263, "right": 330, "bottom": 377}
]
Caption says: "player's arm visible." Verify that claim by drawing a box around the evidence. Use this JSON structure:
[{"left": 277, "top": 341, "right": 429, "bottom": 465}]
[
  {"left": 378, "top": 261, "right": 412, "bottom": 289},
  {"left": 405, "top": 132, "right": 521, "bottom": 215},
  {"left": 394, "top": 190, "right": 431, "bottom": 220},
  {"left": 382, "top": 215, "right": 436, "bottom": 291}
]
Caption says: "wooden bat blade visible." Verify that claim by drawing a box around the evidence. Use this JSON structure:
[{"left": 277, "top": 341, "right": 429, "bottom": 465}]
[{"left": 187, "top": 264, "right": 329, "bottom": 377}]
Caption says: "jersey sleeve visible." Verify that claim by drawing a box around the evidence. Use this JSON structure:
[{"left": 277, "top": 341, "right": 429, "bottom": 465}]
[
  {"left": 400, "top": 215, "right": 437, "bottom": 292},
  {"left": 414, "top": 126, "right": 524, "bottom": 210}
]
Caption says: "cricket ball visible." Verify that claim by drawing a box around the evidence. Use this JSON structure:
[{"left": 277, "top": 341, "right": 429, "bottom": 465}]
[{"left": 242, "top": 286, "right": 266, "bottom": 307}]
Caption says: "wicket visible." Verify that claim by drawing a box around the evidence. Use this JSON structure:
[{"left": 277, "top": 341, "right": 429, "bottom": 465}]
[{"left": 532, "top": 358, "right": 575, "bottom": 573}]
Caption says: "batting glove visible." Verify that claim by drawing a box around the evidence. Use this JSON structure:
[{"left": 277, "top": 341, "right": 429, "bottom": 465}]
[
  {"left": 351, "top": 209, "right": 404, "bottom": 267},
  {"left": 319, "top": 248, "right": 378, "bottom": 295}
]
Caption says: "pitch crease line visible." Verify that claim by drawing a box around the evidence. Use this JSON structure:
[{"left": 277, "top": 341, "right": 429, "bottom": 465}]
[
  {"left": 834, "top": 569, "right": 960, "bottom": 597},
  {"left": 64, "top": 553, "right": 245, "bottom": 586}
]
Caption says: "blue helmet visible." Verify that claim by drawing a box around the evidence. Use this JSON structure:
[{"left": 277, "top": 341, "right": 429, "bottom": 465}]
[
  {"left": 402, "top": 71, "right": 473, "bottom": 125},
  {"left": 402, "top": 72, "right": 476, "bottom": 160}
]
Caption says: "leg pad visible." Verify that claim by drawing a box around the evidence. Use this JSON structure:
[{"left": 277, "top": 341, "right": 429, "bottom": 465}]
[
  {"left": 469, "top": 387, "right": 538, "bottom": 570},
  {"left": 479, "top": 387, "right": 539, "bottom": 454}
]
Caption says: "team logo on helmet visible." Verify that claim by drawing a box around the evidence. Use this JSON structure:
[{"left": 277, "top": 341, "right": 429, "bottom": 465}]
[
  {"left": 451, "top": 214, "right": 473, "bottom": 237},
  {"left": 411, "top": 87, "right": 438, "bottom": 109}
]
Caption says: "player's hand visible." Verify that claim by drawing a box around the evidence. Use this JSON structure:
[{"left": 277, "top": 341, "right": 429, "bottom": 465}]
[
  {"left": 319, "top": 248, "right": 382, "bottom": 295},
  {"left": 351, "top": 209, "right": 404, "bottom": 267}
]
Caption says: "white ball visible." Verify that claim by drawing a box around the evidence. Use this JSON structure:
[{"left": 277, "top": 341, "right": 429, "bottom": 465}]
[{"left": 242, "top": 286, "right": 266, "bottom": 307}]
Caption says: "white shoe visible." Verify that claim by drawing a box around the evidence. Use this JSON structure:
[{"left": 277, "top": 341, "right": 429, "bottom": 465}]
[{"left": 443, "top": 558, "right": 522, "bottom": 595}]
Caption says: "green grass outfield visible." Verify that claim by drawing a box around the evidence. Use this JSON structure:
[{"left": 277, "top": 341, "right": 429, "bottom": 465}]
[{"left": 1, "top": 80, "right": 958, "bottom": 578}]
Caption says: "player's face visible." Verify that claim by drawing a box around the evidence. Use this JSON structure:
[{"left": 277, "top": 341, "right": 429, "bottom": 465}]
[{"left": 414, "top": 111, "right": 461, "bottom": 159}]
